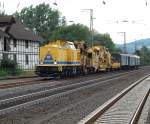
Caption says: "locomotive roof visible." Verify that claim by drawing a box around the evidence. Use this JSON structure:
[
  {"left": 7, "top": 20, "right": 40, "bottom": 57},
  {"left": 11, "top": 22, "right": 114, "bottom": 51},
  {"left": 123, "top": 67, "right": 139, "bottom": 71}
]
[{"left": 46, "top": 40, "right": 77, "bottom": 49}]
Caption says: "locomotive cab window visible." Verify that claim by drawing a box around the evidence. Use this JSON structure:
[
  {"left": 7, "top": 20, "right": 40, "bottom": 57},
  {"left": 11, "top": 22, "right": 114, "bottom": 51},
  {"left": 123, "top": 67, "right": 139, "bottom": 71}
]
[
  {"left": 70, "top": 44, "right": 76, "bottom": 49},
  {"left": 64, "top": 42, "right": 76, "bottom": 49}
]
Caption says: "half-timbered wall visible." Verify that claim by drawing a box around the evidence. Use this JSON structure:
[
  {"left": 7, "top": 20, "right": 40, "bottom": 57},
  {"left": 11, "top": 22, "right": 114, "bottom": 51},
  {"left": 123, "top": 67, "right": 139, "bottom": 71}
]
[
  {"left": 0, "top": 38, "right": 39, "bottom": 70},
  {"left": 0, "top": 37, "right": 3, "bottom": 60}
]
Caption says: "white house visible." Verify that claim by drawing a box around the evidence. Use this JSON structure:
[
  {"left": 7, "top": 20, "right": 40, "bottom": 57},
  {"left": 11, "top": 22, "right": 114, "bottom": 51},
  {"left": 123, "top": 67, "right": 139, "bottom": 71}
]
[{"left": 0, "top": 16, "right": 44, "bottom": 70}]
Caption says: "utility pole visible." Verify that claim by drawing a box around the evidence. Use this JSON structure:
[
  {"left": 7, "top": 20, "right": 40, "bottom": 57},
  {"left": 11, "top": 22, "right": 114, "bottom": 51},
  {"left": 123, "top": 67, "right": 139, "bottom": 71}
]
[
  {"left": 82, "top": 9, "right": 94, "bottom": 68},
  {"left": 82, "top": 9, "right": 94, "bottom": 48},
  {"left": 135, "top": 40, "right": 137, "bottom": 53},
  {"left": 90, "top": 9, "right": 94, "bottom": 48},
  {"left": 118, "top": 32, "right": 127, "bottom": 53}
]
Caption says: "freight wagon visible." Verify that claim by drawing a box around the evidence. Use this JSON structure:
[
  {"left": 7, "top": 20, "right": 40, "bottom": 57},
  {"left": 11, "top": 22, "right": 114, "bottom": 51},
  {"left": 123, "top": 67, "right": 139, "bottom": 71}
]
[{"left": 112, "top": 53, "right": 140, "bottom": 69}]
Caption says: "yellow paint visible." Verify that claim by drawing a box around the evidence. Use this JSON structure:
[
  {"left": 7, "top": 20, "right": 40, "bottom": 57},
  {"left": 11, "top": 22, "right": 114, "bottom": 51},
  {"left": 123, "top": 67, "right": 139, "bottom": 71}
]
[
  {"left": 37, "top": 40, "right": 121, "bottom": 73},
  {"left": 111, "top": 62, "right": 121, "bottom": 69},
  {"left": 39, "top": 40, "right": 81, "bottom": 67},
  {"left": 86, "top": 45, "right": 112, "bottom": 71}
]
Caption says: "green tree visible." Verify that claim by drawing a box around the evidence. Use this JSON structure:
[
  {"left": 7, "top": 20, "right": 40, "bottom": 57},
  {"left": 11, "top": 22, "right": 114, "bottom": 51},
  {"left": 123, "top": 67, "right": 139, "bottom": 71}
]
[
  {"left": 93, "top": 33, "right": 116, "bottom": 52},
  {"left": 14, "top": 3, "right": 66, "bottom": 41},
  {"left": 59, "top": 16, "right": 66, "bottom": 27},
  {"left": 50, "top": 24, "right": 90, "bottom": 41},
  {"left": 50, "top": 24, "right": 119, "bottom": 53},
  {"left": 135, "top": 46, "right": 150, "bottom": 65}
]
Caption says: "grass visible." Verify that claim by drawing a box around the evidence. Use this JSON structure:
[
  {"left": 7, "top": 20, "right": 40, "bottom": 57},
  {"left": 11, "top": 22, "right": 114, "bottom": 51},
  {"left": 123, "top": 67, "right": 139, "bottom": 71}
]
[
  {"left": 21, "top": 70, "right": 37, "bottom": 77},
  {"left": 0, "top": 68, "right": 37, "bottom": 77},
  {"left": 0, "top": 68, "right": 23, "bottom": 77},
  {"left": 0, "top": 69, "right": 8, "bottom": 76}
]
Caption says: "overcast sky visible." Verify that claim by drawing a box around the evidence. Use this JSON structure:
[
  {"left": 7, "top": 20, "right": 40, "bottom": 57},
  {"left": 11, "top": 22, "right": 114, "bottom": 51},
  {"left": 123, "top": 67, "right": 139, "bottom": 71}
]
[{"left": 0, "top": 0, "right": 150, "bottom": 44}]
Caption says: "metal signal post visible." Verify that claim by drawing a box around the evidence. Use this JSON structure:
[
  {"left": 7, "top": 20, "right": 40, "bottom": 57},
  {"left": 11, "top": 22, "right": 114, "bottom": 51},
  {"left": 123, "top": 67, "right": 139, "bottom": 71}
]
[{"left": 118, "top": 32, "right": 127, "bottom": 53}]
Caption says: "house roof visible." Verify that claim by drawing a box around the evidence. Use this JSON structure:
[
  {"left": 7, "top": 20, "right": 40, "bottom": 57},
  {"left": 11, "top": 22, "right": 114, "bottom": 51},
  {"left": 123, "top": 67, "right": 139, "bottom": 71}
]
[
  {"left": 8, "top": 21, "right": 44, "bottom": 41},
  {"left": 0, "top": 16, "right": 15, "bottom": 26},
  {"left": 0, "top": 30, "right": 9, "bottom": 37},
  {"left": 0, "top": 15, "right": 44, "bottom": 42}
]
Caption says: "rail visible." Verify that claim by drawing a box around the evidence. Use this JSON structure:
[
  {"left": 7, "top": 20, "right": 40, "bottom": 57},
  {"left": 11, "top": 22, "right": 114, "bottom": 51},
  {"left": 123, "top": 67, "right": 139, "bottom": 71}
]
[
  {"left": 78, "top": 74, "right": 150, "bottom": 124},
  {"left": 130, "top": 89, "right": 150, "bottom": 124},
  {"left": 0, "top": 70, "right": 140, "bottom": 116}
]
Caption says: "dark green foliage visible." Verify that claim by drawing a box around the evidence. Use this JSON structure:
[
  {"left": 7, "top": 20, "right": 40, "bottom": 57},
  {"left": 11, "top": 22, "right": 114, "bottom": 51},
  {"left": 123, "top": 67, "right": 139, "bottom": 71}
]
[
  {"left": 50, "top": 24, "right": 119, "bottom": 53},
  {"left": 135, "top": 46, "right": 150, "bottom": 65},
  {"left": 0, "top": 68, "right": 22, "bottom": 76},
  {"left": 14, "top": 3, "right": 66, "bottom": 41},
  {"left": 0, "top": 59, "right": 22, "bottom": 76},
  {"left": 50, "top": 24, "right": 90, "bottom": 41},
  {"left": 113, "top": 48, "right": 123, "bottom": 53},
  {"left": 93, "top": 33, "right": 116, "bottom": 52},
  {"left": 1, "top": 59, "right": 17, "bottom": 68}
]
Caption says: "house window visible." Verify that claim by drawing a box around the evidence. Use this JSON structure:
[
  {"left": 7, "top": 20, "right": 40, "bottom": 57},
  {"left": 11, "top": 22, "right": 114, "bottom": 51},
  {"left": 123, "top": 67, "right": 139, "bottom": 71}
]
[
  {"left": 4, "top": 37, "right": 10, "bottom": 51},
  {"left": 13, "top": 54, "right": 17, "bottom": 62},
  {"left": 4, "top": 39, "right": 7, "bottom": 51},
  {"left": 25, "top": 41, "right": 28, "bottom": 48},
  {"left": 3, "top": 53, "right": 8, "bottom": 60},
  {"left": 13, "top": 39, "right": 17, "bottom": 47},
  {"left": 25, "top": 55, "right": 29, "bottom": 65}
]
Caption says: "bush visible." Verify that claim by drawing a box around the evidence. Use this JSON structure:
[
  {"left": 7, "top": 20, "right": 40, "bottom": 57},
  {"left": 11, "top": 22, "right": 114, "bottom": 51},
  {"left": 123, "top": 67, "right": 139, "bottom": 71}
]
[
  {"left": 0, "top": 69, "right": 8, "bottom": 76},
  {"left": 0, "top": 58, "right": 22, "bottom": 76},
  {"left": 1, "top": 59, "right": 17, "bottom": 68},
  {"left": 0, "top": 68, "right": 23, "bottom": 76}
]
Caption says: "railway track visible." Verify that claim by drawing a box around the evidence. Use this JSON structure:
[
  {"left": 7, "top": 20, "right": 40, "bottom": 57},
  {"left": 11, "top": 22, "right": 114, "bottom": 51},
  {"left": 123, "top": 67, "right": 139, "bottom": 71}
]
[
  {"left": 0, "top": 69, "right": 143, "bottom": 101},
  {"left": 0, "top": 72, "right": 121, "bottom": 89},
  {"left": 0, "top": 71, "right": 122, "bottom": 89},
  {"left": 78, "top": 74, "right": 150, "bottom": 124},
  {"left": 0, "top": 68, "right": 145, "bottom": 89},
  {"left": 0, "top": 75, "right": 38, "bottom": 80},
  {"left": 0, "top": 77, "right": 46, "bottom": 89},
  {"left": 0, "top": 69, "right": 144, "bottom": 116},
  {"left": 130, "top": 89, "right": 150, "bottom": 124}
]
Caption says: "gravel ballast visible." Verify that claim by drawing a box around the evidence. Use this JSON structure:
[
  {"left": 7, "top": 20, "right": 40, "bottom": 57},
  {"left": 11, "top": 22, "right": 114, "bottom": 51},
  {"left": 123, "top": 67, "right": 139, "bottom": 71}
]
[{"left": 0, "top": 67, "right": 150, "bottom": 124}]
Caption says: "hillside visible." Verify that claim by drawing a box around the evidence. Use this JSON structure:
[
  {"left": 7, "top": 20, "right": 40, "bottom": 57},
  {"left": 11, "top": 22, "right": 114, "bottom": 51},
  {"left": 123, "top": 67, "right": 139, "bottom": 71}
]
[{"left": 116, "top": 38, "right": 150, "bottom": 53}]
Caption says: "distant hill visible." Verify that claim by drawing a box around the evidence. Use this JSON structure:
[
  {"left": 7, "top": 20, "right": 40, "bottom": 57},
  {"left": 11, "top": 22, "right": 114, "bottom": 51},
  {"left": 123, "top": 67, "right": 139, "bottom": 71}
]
[{"left": 116, "top": 38, "right": 150, "bottom": 53}]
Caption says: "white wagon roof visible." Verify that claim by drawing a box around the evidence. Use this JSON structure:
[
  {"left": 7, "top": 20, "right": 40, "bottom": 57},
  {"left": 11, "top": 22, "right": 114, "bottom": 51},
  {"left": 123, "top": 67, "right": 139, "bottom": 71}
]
[{"left": 120, "top": 54, "right": 140, "bottom": 58}]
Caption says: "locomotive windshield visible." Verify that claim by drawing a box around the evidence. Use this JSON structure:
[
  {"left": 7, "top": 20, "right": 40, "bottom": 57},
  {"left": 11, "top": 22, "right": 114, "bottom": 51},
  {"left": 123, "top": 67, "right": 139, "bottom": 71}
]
[{"left": 64, "top": 42, "right": 76, "bottom": 49}]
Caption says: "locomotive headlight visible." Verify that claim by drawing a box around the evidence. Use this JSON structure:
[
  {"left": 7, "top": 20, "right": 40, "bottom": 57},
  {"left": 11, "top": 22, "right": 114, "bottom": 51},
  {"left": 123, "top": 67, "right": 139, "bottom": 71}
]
[{"left": 54, "top": 61, "right": 57, "bottom": 64}]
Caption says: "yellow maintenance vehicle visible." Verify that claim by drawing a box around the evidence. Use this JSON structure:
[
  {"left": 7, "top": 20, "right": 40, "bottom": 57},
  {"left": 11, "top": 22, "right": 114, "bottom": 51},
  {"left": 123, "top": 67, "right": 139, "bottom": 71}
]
[{"left": 86, "top": 45, "right": 112, "bottom": 72}]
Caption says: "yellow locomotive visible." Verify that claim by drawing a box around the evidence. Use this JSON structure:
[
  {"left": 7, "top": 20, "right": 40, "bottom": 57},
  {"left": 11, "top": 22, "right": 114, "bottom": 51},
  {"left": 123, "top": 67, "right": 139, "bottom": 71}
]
[
  {"left": 36, "top": 40, "right": 114, "bottom": 77},
  {"left": 36, "top": 40, "right": 82, "bottom": 76}
]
